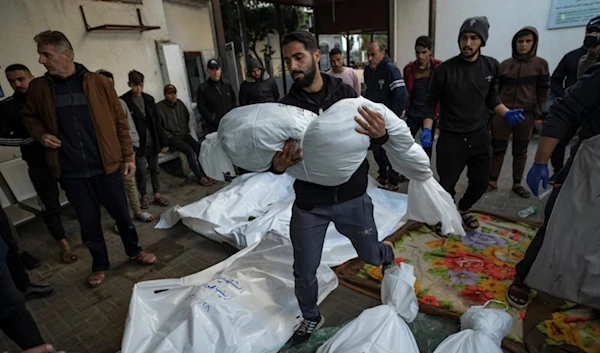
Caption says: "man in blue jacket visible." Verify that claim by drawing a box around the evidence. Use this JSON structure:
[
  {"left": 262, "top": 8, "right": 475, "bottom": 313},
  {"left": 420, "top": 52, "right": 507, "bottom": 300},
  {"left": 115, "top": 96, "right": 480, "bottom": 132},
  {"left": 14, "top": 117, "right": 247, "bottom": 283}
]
[{"left": 364, "top": 42, "right": 408, "bottom": 190}]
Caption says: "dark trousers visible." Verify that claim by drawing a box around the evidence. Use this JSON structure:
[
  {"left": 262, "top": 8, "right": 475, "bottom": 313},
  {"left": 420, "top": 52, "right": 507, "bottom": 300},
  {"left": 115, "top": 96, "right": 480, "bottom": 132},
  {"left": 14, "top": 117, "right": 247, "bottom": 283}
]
[
  {"left": 0, "top": 208, "right": 29, "bottom": 291},
  {"left": 135, "top": 147, "right": 161, "bottom": 196},
  {"left": 290, "top": 194, "right": 394, "bottom": 319},
  {"left": 515, "top": 157, "right": 572, "bottom": 281},
  {"left": 406, "top": 117, "right": 436, "bottom": 158},
  {"left": 167, "top": 135, "right": 206, "bottom": 180},
  {"left": 436, "top": 127, "right": 491, "bottom": 212},
  {"left": 550, "top": 126, "right": 577, "bottom": 175},
  {"left": 61, "top": 172, "right": 142, "bottom": 272},
  {"left": 27, "top": 163, "right": 66, "bottom": 242},
  {"left": 490, "top": 113, "right": 535, "bottom": 184},
  {"left": 0, "top": 268, "right": 44, "bottom": 350},
  {"left": 373, "top": 147, "right": 399, "bottom": 185}
]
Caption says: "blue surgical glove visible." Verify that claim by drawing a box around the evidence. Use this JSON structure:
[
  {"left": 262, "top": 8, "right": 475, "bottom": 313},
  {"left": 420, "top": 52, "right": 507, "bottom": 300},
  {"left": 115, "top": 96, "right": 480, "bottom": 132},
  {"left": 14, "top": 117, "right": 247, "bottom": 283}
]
[
  {"left": 420, "top": 128, "right": 433, "bottom": 148},
  {"left": 526, "top": 163, "right": 549, "bottom": 196},
  {"left": 505, "top": 108, "right": 525, "bottom": 125}
]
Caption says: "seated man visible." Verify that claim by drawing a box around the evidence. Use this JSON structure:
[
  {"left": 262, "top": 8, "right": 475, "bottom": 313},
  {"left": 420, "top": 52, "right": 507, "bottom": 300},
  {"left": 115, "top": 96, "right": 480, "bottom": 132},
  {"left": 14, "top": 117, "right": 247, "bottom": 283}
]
[{"left": 157, "top": 84, "right": 215, "bottom": 186}]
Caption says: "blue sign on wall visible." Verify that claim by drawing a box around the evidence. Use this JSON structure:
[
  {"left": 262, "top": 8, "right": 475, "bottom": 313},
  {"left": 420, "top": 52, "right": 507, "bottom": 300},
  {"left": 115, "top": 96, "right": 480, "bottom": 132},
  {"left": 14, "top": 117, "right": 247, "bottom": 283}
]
[{"left": 548, "top": 0, "right": 600, "bottom": 29}]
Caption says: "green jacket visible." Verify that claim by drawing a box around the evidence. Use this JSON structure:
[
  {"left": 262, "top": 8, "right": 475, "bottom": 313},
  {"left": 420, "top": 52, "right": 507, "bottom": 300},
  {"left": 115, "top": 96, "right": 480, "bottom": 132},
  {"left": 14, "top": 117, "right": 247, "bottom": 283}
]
[{"left": 156, "top": 99, "right": 190, "bottom": 138}]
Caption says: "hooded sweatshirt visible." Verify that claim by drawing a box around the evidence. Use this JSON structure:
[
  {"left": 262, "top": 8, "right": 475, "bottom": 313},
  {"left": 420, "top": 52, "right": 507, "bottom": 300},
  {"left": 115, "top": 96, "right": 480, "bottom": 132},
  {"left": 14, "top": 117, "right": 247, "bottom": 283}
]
[
  {"left": 498, "top": 26, "right": 550, "bottom": 117},
  {"left": 239, "top": 58, "right": 280, "bottom": 106}
]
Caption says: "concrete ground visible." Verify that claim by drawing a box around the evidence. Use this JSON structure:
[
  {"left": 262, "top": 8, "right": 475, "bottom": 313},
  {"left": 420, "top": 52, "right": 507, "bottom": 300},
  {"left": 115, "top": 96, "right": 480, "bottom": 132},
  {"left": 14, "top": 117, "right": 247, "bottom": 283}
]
[{"left": 0, "top": 138, "right": 549, "bottom": 353}]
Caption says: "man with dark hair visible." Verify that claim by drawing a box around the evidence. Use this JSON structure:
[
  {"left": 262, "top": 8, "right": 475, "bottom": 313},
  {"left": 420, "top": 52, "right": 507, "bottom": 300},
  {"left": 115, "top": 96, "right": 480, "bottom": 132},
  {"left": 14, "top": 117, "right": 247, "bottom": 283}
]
[
  {"left": 196, "top": 59, "right": 237, "bottom": 134},
  {"left": 422, "top": 17, "right": 524, "bottom": 230},
  {"left": 326, "top": 47, "right": 361, "bottom": 95},
  {"left": 22, "top": 30, "right": 157, "bottom": 287},
  {"left": 549, "top": 17, "right": 600, "bottom": 182},
  {"left": 239, "top": 58, "right": 280, "bottom": 106},
  {"left": 96, "top": 69, "right": 154, "bottom": 223},
  {"left": 157, "top": 84, "right": 215, "bottom": 186},
  {"left": 0, "top": 64, "right": 77, "bottom": 265},
  {"left": 276, "top": 30, "right": 395, "bottom": 346},
  {"left": 364, "top": 41, "right": 408, "bottom": 190},
  {"left": 403, "top": 36, "right": 443, "bottom": 158},
  {"left": 489, "top": 27, "right": 550, "bottom": 199},
  {"left": 121, "top": 70, "right": 170, "bottom": 209}
]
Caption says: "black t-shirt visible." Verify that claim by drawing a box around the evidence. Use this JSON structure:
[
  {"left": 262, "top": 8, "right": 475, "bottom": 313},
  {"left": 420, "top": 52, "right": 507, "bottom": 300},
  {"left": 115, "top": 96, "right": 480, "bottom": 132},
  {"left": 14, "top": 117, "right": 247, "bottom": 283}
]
[{"left": 305, "top": 84, "right": 328, "bottom": 109}]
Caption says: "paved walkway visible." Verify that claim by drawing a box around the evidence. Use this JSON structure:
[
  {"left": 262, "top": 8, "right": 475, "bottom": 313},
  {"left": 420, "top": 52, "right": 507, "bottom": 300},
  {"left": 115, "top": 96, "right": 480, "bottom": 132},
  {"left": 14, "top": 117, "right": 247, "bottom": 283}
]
[{"left": 0, "top": 139, "right": 548, "bottom": 352}]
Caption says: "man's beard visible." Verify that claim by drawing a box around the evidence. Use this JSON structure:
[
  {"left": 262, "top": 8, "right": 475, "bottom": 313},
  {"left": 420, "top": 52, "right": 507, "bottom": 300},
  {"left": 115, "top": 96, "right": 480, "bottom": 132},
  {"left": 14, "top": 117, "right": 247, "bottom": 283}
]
[
  {"left": 292, "top": 58, "right": 317, "bottom": 88},
  {"left": 460, "top": 47, "right": 479, "bottom": 59}
]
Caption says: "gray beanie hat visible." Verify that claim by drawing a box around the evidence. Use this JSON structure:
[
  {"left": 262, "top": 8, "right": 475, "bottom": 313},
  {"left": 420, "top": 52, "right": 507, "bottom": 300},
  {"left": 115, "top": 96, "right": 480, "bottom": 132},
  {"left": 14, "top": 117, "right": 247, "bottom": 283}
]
[{"left": 459, "top": 16, "right": 490, "bottom": 46}]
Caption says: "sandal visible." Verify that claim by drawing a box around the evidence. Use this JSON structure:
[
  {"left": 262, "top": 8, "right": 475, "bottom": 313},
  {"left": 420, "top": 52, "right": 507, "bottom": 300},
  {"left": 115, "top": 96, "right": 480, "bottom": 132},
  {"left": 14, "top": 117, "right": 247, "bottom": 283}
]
[
  {"left": 130, "top": 250, "right": 157, "bottom": 266},
  {"left": 376, "top": 177, "right": 388, "bottom": 185},
  {"left": 87, "top": 271, "right": 106, "bottom": 288},
  {"left": 153, "top": 197, "right": 170, "bottom": 207},
  {"left": 487, "top": 183, "right": 498, "bottom": 192},
  {"left": 461, "top": 211, "right": 480, "bottom": 230},
  {"left": 135, "top": 212, "right": 155, "bottom": 222},
  {"left": 60, "top": 249, "right": 78, "bottom": 264},
  {"left": 140, "top": 196, "right": 150, "bottom": 210},
  {"left": 378, "top": 183, "right": 399, "bottom": 192},
  {"left": 506, "top": 276, "right": 531, "bottom": 309},
  {"left": 430, "top": 222, "right": 447, "bottom": 238},
  {"left": 512, "top": 185, "right": 531, "bottom": 199}
]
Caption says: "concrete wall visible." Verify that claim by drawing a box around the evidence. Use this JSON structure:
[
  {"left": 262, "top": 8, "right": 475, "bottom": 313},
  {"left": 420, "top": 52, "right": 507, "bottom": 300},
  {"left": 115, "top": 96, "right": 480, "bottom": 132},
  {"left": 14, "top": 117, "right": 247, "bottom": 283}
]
[
  {"left": 163, "top": 1, "right": 215, "bottom": 52},
  {"left": 394, "top": 0, "right": 589, "bottom": 72}
]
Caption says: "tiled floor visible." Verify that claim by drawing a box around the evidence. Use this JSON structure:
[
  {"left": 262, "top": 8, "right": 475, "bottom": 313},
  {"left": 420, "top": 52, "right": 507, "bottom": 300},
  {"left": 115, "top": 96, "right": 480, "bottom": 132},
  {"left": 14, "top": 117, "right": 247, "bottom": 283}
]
[{"left": 1, "top": 138, "right": 548, "bottom": 352}]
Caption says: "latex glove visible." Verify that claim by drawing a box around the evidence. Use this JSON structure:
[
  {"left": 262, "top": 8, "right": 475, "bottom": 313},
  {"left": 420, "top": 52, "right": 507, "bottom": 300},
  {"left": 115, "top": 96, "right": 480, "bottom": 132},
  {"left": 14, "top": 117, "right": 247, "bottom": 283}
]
[
  {"left": 420, "top": 128, "right": 433, "bottom": 148},
  {"left": 505, "top": 108, "right": 525, "bottom": 125},
  {"left": 526, "top": 163, "right": 549, "bottom": 196}
]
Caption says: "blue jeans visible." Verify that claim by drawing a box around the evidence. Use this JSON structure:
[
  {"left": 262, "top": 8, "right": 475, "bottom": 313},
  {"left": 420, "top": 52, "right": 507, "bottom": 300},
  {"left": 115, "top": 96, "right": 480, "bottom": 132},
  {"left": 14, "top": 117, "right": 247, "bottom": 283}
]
[{"left": 290, "top": 193, "right": 394, "bottom": 319}]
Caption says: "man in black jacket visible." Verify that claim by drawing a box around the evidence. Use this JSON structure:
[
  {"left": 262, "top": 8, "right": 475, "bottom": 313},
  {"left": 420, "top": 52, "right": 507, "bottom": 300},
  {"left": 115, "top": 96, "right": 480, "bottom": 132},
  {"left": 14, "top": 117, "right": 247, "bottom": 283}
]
[
  {"left": 548, "top": 17, "right": 600, "bottom": 182},
  {"left": 239, "top": 58, "right": 280, "bottom": 106},
  {"left": 0, "top": 64, "right": 77, "bottom": 265},
  {"left": 275, "top": 31, "right": 395, "bottom": 346},
  {"left": 422, "top": 16, "right": 524, "bottom": 230},
  {"left": 121, "top": 70, "right": 170, "bottom": 209},
  {"left": 196, "top": 59, "right": 237, "bottom": 134}
]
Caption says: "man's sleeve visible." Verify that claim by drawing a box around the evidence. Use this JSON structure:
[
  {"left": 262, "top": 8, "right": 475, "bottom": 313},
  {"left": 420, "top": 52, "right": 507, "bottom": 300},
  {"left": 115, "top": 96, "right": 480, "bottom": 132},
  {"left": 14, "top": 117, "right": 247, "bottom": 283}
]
[
  {"left": 105, "top": 81, "right": 133, "bottom": 163},
  {"left": 196, "top": 86, "right": 213, "bottom": 122},
  {"left": 387, "top": 64, "right": 408, "bottom": 117},
  {"left": 272, "top": 79, "right": 280, "bottom": 101},
  {"left": 352, "top": 70, "right": 361, "bottom": 96},
  {"left": 550, "top": 55, "right": 568, "bottom": 98},
  {"left": 424, "top": 65, "right": 443, "bottom": 119},
  {"left": 21, "top": 84, "right": 50, "bottom": 142},
  {"left": 485, "top": 60, "right": 503, "bottom": 111},
  {"left": 230, "top": 85, "right": 238, "bottom": 108},
  {"left": 156, "top": 104, "right": 172, "bottom": 139},
  {"left": 542, "top": 63, "right": 600, "bottom": 140},
  {"left": 536, "top": 59, "right": 551, "bottom": 116},
  {"left": 239, "top": 83, "right": 248, "bottom": 106},
  {"left": 152, "top": 100, "right": 169, "bottom": 148},
  {"left": 121, "top": 99, "right": 140, "bottom": 147}
]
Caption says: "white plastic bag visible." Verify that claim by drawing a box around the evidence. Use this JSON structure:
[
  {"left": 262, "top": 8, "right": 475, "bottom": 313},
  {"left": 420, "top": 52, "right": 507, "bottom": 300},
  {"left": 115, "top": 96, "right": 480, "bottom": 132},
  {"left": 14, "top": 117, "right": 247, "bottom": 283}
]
[
  {"left": 432, "top": 301, "right": 513, "bottom": 353},
  {"left": 317, "top": 263, "right": 420, "bottom": 353},
  {"left": 121, "top": 232, "right": 338, "bottom": 353},
  {"left": 199, "top": 132, "right": 236, "bottom": 181}
]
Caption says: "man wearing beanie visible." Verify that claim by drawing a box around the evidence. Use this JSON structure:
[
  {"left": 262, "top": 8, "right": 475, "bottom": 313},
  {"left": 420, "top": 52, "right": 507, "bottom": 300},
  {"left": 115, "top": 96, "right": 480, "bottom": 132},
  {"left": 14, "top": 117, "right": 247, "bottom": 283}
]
[
  {"left": 403, "top": 35, "right": 443, "bottom": 158},
  {"left": 488, "top": 27, "right": 550, "bottom": 199},
  {"left": 422, "top": 16, "right": 525, "bottom": 230}
]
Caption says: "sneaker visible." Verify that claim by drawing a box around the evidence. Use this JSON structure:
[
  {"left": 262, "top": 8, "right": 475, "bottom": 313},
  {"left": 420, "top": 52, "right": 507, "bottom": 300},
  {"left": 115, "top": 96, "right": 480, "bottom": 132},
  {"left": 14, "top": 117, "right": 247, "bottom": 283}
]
[
  {"left": 291, "top": 314, "right": 325, "bottom": 346},
  {"left": 23, "top": 283, "right": 54, "bottom": 300}
]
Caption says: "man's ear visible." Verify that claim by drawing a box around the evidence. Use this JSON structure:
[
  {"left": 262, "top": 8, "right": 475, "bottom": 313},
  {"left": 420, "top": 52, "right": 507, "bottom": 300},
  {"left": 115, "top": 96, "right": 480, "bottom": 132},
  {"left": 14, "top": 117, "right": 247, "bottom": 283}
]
[{"left": 314, "top": 49, "right": 321, "bottom": 63}]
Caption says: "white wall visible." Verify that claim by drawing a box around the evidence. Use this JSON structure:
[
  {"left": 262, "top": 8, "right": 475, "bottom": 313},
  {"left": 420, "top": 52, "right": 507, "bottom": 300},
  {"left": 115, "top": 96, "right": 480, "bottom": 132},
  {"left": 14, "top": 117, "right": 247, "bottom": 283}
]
[
  {"left": 434, "top": 0, "right": 587, "bottom": 72},
  {"left": 393, "top": 0, "right": 430, "bottom": 68},
  {"left": 163, "top": 1, "right": 215, "bottom": 52},
  {"left": 0, "top": 0, "right": 169, "bottom": 100}
]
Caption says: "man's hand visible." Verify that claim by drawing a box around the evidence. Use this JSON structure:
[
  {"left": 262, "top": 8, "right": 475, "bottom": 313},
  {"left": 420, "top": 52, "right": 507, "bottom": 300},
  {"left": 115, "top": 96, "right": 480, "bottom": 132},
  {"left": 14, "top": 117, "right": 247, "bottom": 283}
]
[
  {"left": 355, "top": 106, "right": 386, "bottom": 139},
  {"left": 123, "top": 162, "right": 136, "bottom": 178},
  {"left": 420, "top": 128, "right": 433, "bottom": 148},
  {"left": 272, "top": 140, "right": 302, "bottom": 172},
  {"left": 526, "top": 163, "right": 549, "bottom": 196},
  {"left": 161, "top": 147, "right": 169, "bottom": 154},
  {"left": 40, "top": 134, "right": 62, "bottom": 149},
  {"left": 504, "top": 109, "right": 525, "bottom": 125}
]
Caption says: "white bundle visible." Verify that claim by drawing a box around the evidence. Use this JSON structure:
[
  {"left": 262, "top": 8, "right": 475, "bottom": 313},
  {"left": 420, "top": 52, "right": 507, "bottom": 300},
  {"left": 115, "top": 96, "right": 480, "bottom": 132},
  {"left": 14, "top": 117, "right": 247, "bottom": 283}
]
[
  {"left": 317, "top": 263, "right": 420, "bottom": 353},
  {"left": 432, "top": 301, "right": 513, "bottom": 353}
]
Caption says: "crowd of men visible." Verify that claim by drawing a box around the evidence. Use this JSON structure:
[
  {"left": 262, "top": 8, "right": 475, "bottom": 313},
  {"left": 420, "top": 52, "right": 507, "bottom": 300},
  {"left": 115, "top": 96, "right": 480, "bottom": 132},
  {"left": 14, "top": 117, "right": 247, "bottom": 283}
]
[{"left": 1, "top": 13, "right": 600, "bottom": 351}]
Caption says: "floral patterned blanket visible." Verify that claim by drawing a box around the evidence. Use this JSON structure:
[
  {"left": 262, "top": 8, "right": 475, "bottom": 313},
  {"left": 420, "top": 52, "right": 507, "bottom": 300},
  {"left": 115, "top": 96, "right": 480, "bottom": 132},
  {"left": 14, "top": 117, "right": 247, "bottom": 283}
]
[{"left": 335, "top": 212, "right": 600, "bottom": 353}]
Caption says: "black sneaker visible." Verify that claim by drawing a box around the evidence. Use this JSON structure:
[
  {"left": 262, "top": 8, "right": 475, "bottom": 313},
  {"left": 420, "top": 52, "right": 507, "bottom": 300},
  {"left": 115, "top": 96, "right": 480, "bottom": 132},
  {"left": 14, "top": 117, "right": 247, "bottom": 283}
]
[
  {"left": 291, "top": 314, "right": 325, "bottom": 346},
  {"left": 23, "top": 283, "right": 54, "bottom": 300},
  {"left": 20, "top": 251, "right": 41, "bottom": 269}
]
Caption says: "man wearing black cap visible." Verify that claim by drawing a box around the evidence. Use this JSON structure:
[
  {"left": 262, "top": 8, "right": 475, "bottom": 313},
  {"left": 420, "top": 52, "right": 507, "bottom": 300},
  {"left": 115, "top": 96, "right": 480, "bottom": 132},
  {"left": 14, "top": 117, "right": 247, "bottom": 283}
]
[
  {"left": 549, "top": 16, "right": 600, "bottom": 182},
  {"left": 157, "top": 84, "right": 215, "bottom": 186},
  {"left": 196, "top": 59, "right": 237, "bottom": 134},
  {"left": 422, "top": 16, "right": 525, "bottom": 230}
]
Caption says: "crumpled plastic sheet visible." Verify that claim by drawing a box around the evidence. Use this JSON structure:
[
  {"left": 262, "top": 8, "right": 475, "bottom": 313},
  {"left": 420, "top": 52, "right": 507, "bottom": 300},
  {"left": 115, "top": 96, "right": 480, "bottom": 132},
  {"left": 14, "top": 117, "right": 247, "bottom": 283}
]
[{"left": 157, "top": 172, "right": 408, "bottom": 267}]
